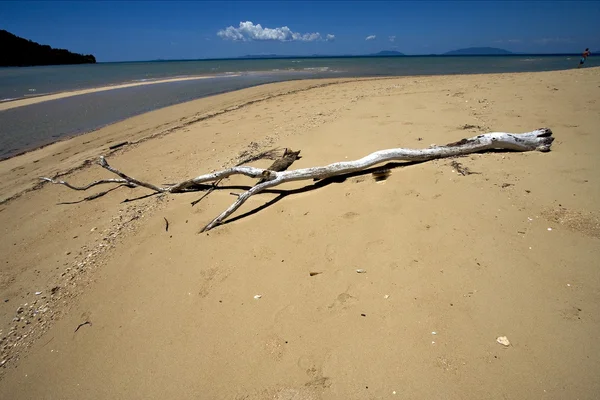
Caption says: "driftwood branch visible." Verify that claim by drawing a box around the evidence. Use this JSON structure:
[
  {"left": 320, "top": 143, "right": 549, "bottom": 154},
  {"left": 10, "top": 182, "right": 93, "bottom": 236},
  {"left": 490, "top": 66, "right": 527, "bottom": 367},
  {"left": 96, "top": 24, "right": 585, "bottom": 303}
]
[
  {"left": 57, "top": 185, "right": 128, "bottom": 204},
  {"left": 40, "top": 129, "right": 554, "bottom": 232},
  {"left": 39, "top": 177, "right": 132, "bottom": 191},
  {"left": 198, "top": 129, "right": 553, "bottom": 231},
  {"left": 98, "top": 156, "right": 166, "bottom": 193},
  {"left": 189, "top": 147, "right": 290, "bottom": 206}
]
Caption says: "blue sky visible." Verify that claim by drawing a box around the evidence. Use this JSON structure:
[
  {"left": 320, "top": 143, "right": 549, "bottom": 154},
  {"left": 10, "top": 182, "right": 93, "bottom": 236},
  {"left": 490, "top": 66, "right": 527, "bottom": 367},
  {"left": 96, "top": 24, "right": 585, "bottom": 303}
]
[{"left": 1, "top": 1, "right": 599, "bottom": 61}]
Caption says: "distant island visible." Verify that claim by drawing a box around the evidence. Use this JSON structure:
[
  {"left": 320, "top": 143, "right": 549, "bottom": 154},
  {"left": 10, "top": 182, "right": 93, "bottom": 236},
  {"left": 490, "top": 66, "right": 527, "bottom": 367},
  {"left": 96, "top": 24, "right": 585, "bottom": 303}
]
[
  {"left": 238, "top": 54, "right": 281, "bottom": 59},
  {"left": 369, "top": 50, "right": 405, "bottom": 56},
  {"left": 443, "top": 47, "right": 513, "bottom": 56},
  {"left": 0, "top": 30, "right": 96, "bottom": 67}
]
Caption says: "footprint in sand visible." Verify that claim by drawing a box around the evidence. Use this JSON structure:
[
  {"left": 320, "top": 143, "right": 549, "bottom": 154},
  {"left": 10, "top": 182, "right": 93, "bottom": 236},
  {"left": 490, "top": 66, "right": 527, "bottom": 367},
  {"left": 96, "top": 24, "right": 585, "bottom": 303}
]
[
  {"left": 341, "top": 211, "right": 359, "bottom": 220},
  {"left": 327, "top": 290, "right": 357, "bottom": 313},
  {"left": 560, "top": 306, "right": 582, "bottom": 321},
  {"left": 324, "top": 244, "right": 337, "bottom": 263},
  {"left": 264, "top": 334, "right": 286, "bottom": 361},
  {"left": 241, "top": 360, "right": 330, "bottom": 400},
  {"left": 299, "top": 358, "right": 332, "bottom": 390},
  {"left": 198, "top": 267, "right": 229, "bottom": 298},
  {"left": 245, "top": 385, "right": 322, "bottom": 400}
]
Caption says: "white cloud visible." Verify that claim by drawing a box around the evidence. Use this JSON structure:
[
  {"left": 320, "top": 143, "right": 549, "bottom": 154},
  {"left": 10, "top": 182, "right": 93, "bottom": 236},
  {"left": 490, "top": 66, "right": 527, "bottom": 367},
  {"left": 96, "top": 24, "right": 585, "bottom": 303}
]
[
  {"left": 389, "top": 36, "right": 396, "bottom": 42},
  {"left": 365, "top": 35, "right": 376, "bottom": 41},
  {"left": 217, "top": 21, "right": 333, "bottom": 42}
]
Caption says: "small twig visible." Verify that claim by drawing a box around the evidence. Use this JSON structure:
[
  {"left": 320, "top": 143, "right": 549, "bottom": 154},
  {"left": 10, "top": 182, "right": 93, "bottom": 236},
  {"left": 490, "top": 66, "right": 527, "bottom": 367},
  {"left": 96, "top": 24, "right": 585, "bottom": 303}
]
[
  {"left": 191, "top": 179, "right": 222, "bottom": 206},
  {"left": 40, "top": 156, "right": 165, "bottom": 195},
  {"left": 109, "top": 141, "right": 129, "bottom": 150},
  {"left": 74, "top": 321, "right": 92, "bottom": 333},
  {"left": 57, "top": 185, "right": 131, "bottom": 205},
  {"left": 164, "top": 217, "right": 169, "bottom": 232},
  {"left": 124, "top": 215, "right": 139, "bottom": 224},
  {"left": 121, "top": 192, "right": 160, "bottom": 203},
  {"left": 99, "top": 157, "right": 166, "bottom": 193},
  {"left": 40, "top": 177, "right": 131, "bottom": 191},
  {"left": 450, "top": 160, "right": 479, "bottom": 176}
]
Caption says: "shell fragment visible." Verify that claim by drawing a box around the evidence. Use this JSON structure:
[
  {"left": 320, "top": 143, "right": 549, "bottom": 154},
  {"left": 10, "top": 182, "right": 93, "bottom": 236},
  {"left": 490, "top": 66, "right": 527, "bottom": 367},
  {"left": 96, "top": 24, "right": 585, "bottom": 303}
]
[{"left": 496, "top": 336, "right": 510, "bottom": 346}]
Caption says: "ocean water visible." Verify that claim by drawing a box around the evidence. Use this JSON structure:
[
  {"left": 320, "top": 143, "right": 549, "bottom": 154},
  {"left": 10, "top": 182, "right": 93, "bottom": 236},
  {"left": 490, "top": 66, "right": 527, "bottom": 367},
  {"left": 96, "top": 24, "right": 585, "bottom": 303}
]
[
  {"left": 0, "top": 55, "right": 596, "bottom": 159},
  {"left": 0, "top": 56, "right": 593, "bottom": 100}
]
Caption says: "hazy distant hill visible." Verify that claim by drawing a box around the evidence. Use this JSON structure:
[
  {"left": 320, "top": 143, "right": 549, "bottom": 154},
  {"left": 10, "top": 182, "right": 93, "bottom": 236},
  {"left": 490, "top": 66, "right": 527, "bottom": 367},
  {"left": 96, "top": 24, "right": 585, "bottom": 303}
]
[
  {"left": 444, "top": 47, "right": 513, "bottom": 55},
  {"left": 234, "top": 48, "right": 524, "bottom": 60},
  {"left": 369, "top": 50, "right": 405, "bottom": 56},
  {"left": 238, "top": 51, "right": 405, "bottom": 59},
  {"left": 239, "top": 54, "right": 282, "bottom": 59},
  {"left": 0, "top": 30, "right": 96, "bottom": 67}
]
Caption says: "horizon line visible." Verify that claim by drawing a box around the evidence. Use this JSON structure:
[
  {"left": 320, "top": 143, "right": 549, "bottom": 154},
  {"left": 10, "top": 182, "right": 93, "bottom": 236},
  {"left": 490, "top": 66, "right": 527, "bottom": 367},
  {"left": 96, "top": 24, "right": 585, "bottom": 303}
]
[{"left": 96, "top": 52, "right": 592, "bottom": 64}]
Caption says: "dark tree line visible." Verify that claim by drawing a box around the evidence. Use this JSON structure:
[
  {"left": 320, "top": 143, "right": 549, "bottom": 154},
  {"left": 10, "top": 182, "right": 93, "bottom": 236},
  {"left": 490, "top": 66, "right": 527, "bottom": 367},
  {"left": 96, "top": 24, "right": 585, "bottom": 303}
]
[{"left": 0, "top": 30, "right": 96, "bottom": 67}]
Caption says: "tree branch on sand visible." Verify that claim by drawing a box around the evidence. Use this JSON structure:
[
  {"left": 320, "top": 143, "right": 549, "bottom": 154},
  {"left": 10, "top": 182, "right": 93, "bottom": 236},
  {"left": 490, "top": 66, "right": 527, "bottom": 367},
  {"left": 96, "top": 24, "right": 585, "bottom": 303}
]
[{"left": 40, "top": 128, "right": 554, "bottom": 232}]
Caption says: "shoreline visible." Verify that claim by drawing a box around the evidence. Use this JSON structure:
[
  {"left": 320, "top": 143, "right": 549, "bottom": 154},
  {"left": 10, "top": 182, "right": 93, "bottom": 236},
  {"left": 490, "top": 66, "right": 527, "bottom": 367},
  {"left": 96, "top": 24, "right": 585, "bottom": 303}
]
[
  {"left": 0, "top": 67, "right": 600, "bottom": 162},
  {"left": 1, "top": 67, "right": 598, "bottom": 178},
  {"left": 0, "top": 76, "right": 367, "bottom": 203},
  {"left": 1, "top": 67, "right": 599, "bottom": 397},
  {"left": 1, "top": 67, "right": 599, "bottom": 196},
  {"left": 0, "top": 74, "right": 240, "bottom": 111},
  {"left": 0, "top": 75, "right": 395, "bottom": 163},
  {"left": 0, "top": 72, "right": 355, "bottom": 161}
]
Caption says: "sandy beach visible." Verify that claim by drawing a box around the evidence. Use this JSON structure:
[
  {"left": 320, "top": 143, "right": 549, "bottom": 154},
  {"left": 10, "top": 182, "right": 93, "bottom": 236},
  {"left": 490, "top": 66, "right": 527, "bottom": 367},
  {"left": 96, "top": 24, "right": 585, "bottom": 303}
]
[{"left": 1, "top": 68, "right": 599, "bottom": 399}]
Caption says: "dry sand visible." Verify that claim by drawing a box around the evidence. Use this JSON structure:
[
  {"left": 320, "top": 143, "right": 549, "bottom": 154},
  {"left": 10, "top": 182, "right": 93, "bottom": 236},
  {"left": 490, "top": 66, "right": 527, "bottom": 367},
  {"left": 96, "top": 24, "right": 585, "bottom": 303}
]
[
  {"left": 0, "top": 74, "right": 237, "bottom": 111},
  {"left": 0, "top": 68, "right": 599, "bottom": 399}
]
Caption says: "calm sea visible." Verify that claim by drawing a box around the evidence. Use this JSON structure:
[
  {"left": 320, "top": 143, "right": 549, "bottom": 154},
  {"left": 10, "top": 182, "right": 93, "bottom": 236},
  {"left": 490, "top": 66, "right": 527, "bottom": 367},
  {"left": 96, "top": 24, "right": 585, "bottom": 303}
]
[{"left": 0, "top": 55, "right": 596, "bottom": 159}]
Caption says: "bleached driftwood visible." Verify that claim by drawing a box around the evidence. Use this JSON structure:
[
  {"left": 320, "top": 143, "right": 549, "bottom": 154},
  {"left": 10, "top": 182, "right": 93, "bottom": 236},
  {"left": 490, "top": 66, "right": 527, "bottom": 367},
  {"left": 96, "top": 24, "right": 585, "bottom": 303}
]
[{"left": 40, "top": 128, "right": 554, "bottom": 232}]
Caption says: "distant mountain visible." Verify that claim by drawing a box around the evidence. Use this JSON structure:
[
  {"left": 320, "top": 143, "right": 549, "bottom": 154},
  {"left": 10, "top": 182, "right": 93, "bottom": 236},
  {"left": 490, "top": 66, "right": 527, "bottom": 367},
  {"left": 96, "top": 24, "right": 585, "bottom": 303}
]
[
  {"left": 443, "top": 47, "right": 513, "bottom": 56},
  {"left": 239, "top": 54, "right": 282, "bottom": 59},
  {"left": 369, "top": 50, "right": 405, "bottom": 56},
  {"left": 237, "top": 51, "right": 405, "bottom": 59},
  {"left": 0, "top": 30, "right": 96, "bottom": 67}
]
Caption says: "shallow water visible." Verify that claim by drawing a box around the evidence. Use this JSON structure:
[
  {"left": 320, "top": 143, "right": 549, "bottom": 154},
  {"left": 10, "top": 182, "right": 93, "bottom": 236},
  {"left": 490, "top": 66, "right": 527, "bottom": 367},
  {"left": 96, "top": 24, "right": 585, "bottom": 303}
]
[{"left": 0, "top": 55, "right": 596, "bottom": 159}]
